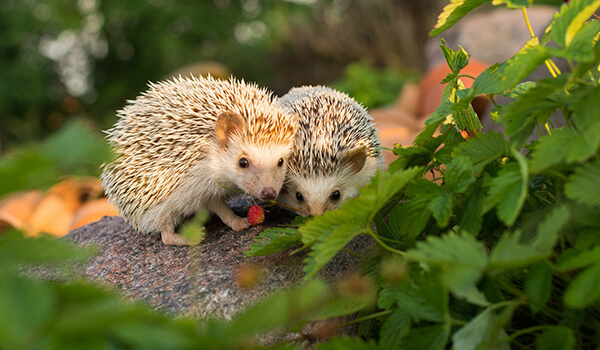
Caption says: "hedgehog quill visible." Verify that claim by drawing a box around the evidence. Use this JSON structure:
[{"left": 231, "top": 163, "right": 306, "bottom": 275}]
[
  {"left": 101, "top": 76, "right": 297, "bottom": 246},
  {"left": 278, "top": 86, "right": 383, "bottom": 216}
]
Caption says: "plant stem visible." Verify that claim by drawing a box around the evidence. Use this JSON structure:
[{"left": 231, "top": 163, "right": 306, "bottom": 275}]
[
  {"left": 342, "top": 310, "right": 393, "bottom": 326},
  {"left": 503, "top": 325, "right": 555, "bottom": 343},
  {"left": 341, "top": 248, "right": 366, "bottom": 259},
  {"left": 367, "top": 228, "right": 405, "bottom": 255}
]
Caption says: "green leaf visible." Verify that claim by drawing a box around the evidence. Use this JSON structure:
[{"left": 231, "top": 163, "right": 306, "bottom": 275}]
[
  {"left": 406, "top": 233, "right": 488, "bottom": 270},
  {"left": 565, "top": 20, "right": 600, "bottom": 62},
  {"left": 452, "top": 305, "right": 511, "bottom": 350},
  {"left": 228, "top": 279, "right": 329, "bottom": 336},
  {"left": 530, "top": 128, "right": 580, "bottom": 173},
  {"left": 427, "top": 188, "right": 453, "bottom": 228},
  {"left": 453, "top": 131, "right": 508, "bottom": 173},
  {"left": 0, "top": 273, "right": 54, "bottom": 349},
  {"left": 300, "top": 168, "right": 421, "bottom": 278},
  {"left": 535, "top": 326, "right": 576, "bottom": 350},
  {"left": 491, "top": 0, "right": 531, "bottom": 8},
  {"left": 496, "top": 79, "right": 561, "bottom": 139},
  {"left": 0, "top": 231, "right": 91, "bottom": 269},
  {"left": 303, "top": 223, "right": 364, "bottom": 279},
  {"left": 469, "top": 41, "right": 551, "bottom": 97},
  {"left": 406, "top": 233, "right": 488, "bottom": 303},
  {"left": 563, "top": 262, "right": 600, "bottom": 308},
  {"left": 490, "top": 205, "right": 568, "bottom": 270},
  {"left": 380, "top": 308, "right": 410, "bottom": 349},
  {"left": 550, "top": 0, "right": 600, "bottom": 49},
  {"left": 387, "top": 199, "right": 431, "bottom": 243},
  {"left": 445, "top": 155, "right": 476, "bottom": 193},
  {"left": 485, "top": 161, "right": 526, "bottom": 226},
  {"left": 440, "top": 39, "right": 470, "bottom": 82},
  {"left": 557, "top": 245, "right": 600, "bottom": 270},
  {"left": 524, "top": 262, "right": 553, "bottom": 314},
  {"left": 379, "top": 272, "right": 447, "bottom": 322},
  {"left": 244, "top": 227, "right": 301, "bottom": 257},
  {"left": 565, "top": 159, "right": 600, "bottom": 206},
  {"left": 571, "top": 84, "right": 600, "bottom": 157},
  {"left": 402, "top": 324, "right": 450, "bottom": 350},
  {"left": 459, "top": 187, "right": 485, "bottom": 236},
  {"left": 430, "top": 0, "right": 490, "bottom": 37}
]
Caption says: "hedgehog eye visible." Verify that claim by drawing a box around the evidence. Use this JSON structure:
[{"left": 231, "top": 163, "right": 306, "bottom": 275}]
[
  {"left": 331, "top": 190, "right": 341, "bottom": 201},
  {"left": 277, "top": 158, "right": 284, "bottom": 167},
  {"left": 295, "top": 192, "right": 304, "bottom": 202},
  {"left": 238, "top": 158, "right": 249, "bottom": 168}
]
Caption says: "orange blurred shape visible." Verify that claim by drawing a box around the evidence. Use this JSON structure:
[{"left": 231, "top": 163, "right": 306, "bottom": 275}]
[
  {"left": 0, "top": 177, "right": 118, "bottom": 237},
  {"left": 418, "top": 58, "right": 490, "bottom": 117}
]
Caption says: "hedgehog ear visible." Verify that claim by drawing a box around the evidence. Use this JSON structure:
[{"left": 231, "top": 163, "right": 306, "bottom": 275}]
[
  {"left": 215, "top": 112, "right": 246, "bottom": 148},
  {"left": 342, "top": 146, "right": 367, "bottom": 174}
]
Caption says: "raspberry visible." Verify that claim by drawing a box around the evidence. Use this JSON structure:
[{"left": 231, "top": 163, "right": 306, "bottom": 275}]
[{"left": 247, "top": 205, "right": 265, "bottom": 226}]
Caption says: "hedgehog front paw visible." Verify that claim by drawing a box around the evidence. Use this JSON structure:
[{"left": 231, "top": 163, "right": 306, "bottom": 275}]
[{"left": 229, "top": 217, "right": 251, "bottom": 231}]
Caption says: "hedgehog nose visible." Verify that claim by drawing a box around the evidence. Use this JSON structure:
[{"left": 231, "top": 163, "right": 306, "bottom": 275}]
[{"left": 260, "top": 187, "right": 277, "bottom": 201}]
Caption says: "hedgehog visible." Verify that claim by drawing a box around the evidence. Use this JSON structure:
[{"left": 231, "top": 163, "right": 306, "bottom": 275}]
[
  {"left": 277, "top": 86, "right": 384, "bottom": 216},
  {"left": 101, "top": 75, "right": 297, "bottom": 246}
]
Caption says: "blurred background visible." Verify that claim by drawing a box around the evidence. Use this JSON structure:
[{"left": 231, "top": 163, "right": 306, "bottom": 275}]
[{"left": 0, "top": 0, "right": 445, "bottom": 192}]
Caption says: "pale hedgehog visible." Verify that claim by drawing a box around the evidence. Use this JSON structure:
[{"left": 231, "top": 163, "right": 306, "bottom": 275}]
[
  {"left": 277, "top": 86, "right": 384, "bottom": 216},
  {"left": 101, "top": 75, "right": 297, "bottom": 246}
]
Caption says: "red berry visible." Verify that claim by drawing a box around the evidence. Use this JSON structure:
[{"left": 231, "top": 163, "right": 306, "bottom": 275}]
[{"left": 247, "top": 205, "right": 265, "bottom": 226}]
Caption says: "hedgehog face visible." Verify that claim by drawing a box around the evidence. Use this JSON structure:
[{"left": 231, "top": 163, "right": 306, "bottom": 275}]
[
  {"left": 280, "top": 171, "right": 358, "bottom": 216},
  {"left": 280, "top": 150, "right": 381, "bottom": 217},
  {"left": 219, "top": 136, "right": 293, "bottom": 201}
]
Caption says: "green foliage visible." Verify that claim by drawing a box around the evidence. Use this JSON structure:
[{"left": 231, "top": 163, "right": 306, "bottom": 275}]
[
  {"left": 332, "top": 61, "right": 414, "bottom": 109},
  {"left": 0, "top": 120, "right": 112, "bottom": 197},
  {"left": 244, "top": 1, "right": 600, "bottom": 348}
]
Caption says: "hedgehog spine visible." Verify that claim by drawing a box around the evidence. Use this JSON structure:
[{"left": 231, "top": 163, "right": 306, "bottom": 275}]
[
  {"left": 101, "top": 75, "right": 296, "bottom": 245},
  {"left": 278, "top": 85, "right": 383, "bottom": 216}
]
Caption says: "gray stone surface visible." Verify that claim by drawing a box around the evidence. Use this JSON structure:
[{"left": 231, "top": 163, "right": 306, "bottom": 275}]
[{"left": 55, "top": 212, "right": 373, "bottom": 320}]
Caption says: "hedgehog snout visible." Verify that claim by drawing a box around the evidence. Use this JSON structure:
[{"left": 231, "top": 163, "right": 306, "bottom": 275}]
[{"left": 259, "top": 187, "right": 277, "bottom": 201}]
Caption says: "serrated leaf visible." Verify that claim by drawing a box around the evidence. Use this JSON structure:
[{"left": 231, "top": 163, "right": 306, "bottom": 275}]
[
  {"left": 380, "top": 308, "right": 410, "bottom": 349},
  {"left": 563, "top": 262, "right": 600, "bottom": 308},
  {"left": 402, "top": 324, "right": 450, "bottom": 350},
  {"left": 303, "top": 223, "right": 364, "bottom": 279},
  {"left": 244, "top": 227, "right": 302, "bottom": 257},
  {"left": 459, "top": 187, "right": 485, "bottom": 236},
  {"left": 565, "top": 20, "right": 600, "bottom": 62},
  {"left": 565, "top": 159, "right": 600, "bottom": 206},
  {"left": 407, "top": 233, "right": 488, "bottom": 269},
  {"left": 571, "top": 84, "right": 600, "bottom": 156},
  {"left": 530, "top": 128, "right": 580, "bottom": 173},
  {"left": 387, "top": 199, "right": 431, "bottom": 243},
  {"left": 524, "top": 262, "right": 553, "bottom": 314},
  {"left": 536, "top": 326, "right": 576, "bottom": 350},
  {"left": 445, "top": 155, "right": 476, "bottom": 193},
  {"left": 557, "top": 245, "right": 600, "bottom": 270},
  {"left": 469, "top": 42, "right": 551, "bottom": 97},
  {"left": 550, "top": 0, "right": 600, "bottom": 49},
  {"left": 496, "top": 80, "right": 561, "bottom": 139},
  {"left": 300, "top": 168, "right": 421, "bottom": 278},
  {"left": 430, "top": 0, "right": 490, "bottom": 37},
  {"left": 379, "top": 273, "right": 447, "bottom": 322},
  {"left": 486, "top": 159, "right": 528, "bottom": 226},
  {"left": 453, "top": 131, "right": 508, "bottom": 173},
  {"left": 427, "top": 189, "right": 453, "bottom": 228},
  {"left": 406, "top": 233, "right": 488, "bottom": 303}
]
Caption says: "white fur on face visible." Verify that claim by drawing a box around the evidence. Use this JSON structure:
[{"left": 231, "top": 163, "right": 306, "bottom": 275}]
[{"left": 211, "top": 134, "right": 293, "bottom": 199}]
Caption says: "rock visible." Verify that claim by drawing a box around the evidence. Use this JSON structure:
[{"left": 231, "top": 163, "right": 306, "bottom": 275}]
[{"left": 54, "top": 212, "right": 373, "bottom": 320}]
